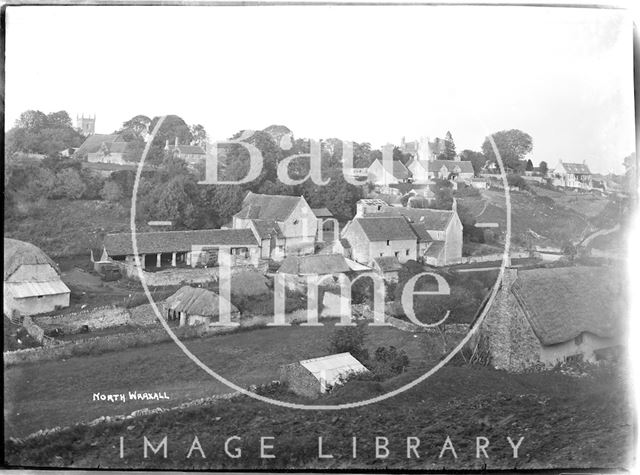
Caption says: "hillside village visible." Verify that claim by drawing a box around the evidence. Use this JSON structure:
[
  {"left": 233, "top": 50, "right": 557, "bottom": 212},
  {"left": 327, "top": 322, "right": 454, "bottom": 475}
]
[{"left": 4, "top": 111, "right": 634, "bottom": 469}]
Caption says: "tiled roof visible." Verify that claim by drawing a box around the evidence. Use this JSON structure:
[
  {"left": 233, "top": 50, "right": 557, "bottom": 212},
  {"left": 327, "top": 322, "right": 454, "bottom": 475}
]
[
  {"left": 511, "top": 266, "right": 624, "bottom": 345},
  {"left": 104, "top": 229, "right": 258, "bottom": 256},
  {"left": 278, "top": 254, "right": 352, "bottom": 275},
  {"left": 368, "top": 207, "right": 454, "bottom": 232},
  {"left": 164, "top": 286, "right": 238, "bottom": 317},
  {"left": 408, "top": 222, "right": 435, "bottom": 242},
  {"left": 74, "top": 134, "right": 122, "bottom": 156},
  {"left": 354, "top": 216, "right": 417, "bottom": 241},
  {"left": 235, "top": 192, "right": 303, "bottom": 222},
  {"left": 560, "top": 162, "right": 591, "bottom": 175}
]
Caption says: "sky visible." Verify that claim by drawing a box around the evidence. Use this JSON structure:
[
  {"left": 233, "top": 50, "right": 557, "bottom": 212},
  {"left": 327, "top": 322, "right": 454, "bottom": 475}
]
[{"left": 5, "top": 4, "right": 636, "bottom": 173}]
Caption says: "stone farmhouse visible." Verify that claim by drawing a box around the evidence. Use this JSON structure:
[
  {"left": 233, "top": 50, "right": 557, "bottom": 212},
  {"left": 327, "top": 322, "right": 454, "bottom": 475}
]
[
  {"left": 164, "top": 137, "right": 206, "bottom": 165},
  {"left": 366, "top": 159, "right": 412, "bottom": 186},
  {"left": 478, "top": 266, "right": 624, "bottom": 372},
  {"left": 232, "top": 192, "right": 318, "bottom": 260},
  {"left": 74, "top": 133, "right": 133, "bottom": 164},
  {"left": 340, "top": 199, "right": 463, "bottom": 267},
  {"left": 98, "top": 229, "right": 261, "bottom": 270},
  {"left": 406, "top": 157, "right": 474, "bottom": 184},
  {"left": 4, "top": 238, "right": 70, "bottom": 318},
  {"left": 550, "top": 160, "right": 593, "bottom": 190}
]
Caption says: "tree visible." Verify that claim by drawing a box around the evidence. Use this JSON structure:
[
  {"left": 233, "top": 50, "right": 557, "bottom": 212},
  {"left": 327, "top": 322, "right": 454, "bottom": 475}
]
[
  {"left": 525, "top": 159, "right": 534, "bottom": 171},
  {"left": 443, "top": 131, "right": 456, "bottom": 160},
  {"left": 122, "top": 115, "right": 151, "bottom": 136},
  {"left": 147, "top": 115, "right": 194, "bottom": 164},
  {"left": 459, "top": 149, "right": 486, "bottom": 176},
  {"left": 53, "top": 168, "right": 86, "bottom": 199},
  {"left": 190, "top": 124, "right": 207, "bottom": 148},
  {"left": 100, "top": 181, "right": 122, "bottom": 202},
  {"left": 7, "top": 109, "right": 84, "bottom": 157},
  {"left": 15, "top": 110, "right": 48, "bottom": 131},
  {"left": 327, "top": 325, "right": 369, "bottom": 363},
  {"left": 481, "top": 129, "right": 533, "bottom": 172},
  {"left": 46, "top": 111, "right": 73, "bottom": 129},
  {"left": 539, "top": 161, "right": 548, "bottom": 176}
]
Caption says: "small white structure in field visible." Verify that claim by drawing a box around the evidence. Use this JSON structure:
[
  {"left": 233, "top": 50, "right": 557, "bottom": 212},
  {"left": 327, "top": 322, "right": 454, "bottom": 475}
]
[{"left": 280, "top": 352, "right": 369, "bottom": 398}]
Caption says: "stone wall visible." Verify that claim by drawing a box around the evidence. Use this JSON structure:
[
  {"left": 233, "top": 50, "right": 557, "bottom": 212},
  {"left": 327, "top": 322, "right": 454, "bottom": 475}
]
[
  {"left": 22, "top": 316, "right": 46, "bottom": 344},
  {"left": 120, "top": 262, "right": 268, "bottom": 286},
  {"left": 33, "top": 305, "right": 131, "bottom": 333},
  {"left": 279, "top": 363, "right": 320, "bottom": 398}
]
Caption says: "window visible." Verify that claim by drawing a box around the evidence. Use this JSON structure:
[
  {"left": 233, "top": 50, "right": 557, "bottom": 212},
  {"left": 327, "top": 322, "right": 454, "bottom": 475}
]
[
  {"left": 394, "top": 251, "right": 399, "bottom": 258},
  {"left": 380, "top": 253, "right": 384, "bottom": 257},
  {"left": 406, "top": 249, "right": 410, "bottom": 256},
  {"left": 386, "top": 240, "right": 390, "bottom": 246},
  {"left": 293, "top": 219, "right": 299, "bottom": 225},
  {"left": 377, "top": 205, "right": 382, "bottom": 211}
]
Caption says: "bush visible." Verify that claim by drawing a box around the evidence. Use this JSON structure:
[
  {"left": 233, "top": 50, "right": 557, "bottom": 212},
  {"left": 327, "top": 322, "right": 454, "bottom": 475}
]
[
  {"left": 327, "top": 324, "right": 369, "bottom": 362},
  {"left": 368, "top": 346, "right": 409, "bottom": 379}
]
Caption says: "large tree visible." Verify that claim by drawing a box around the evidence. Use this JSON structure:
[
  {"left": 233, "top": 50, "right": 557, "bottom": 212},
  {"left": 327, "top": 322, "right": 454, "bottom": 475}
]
[
  {"left": 481, "top": 129, "right": 533, "bottom": 172},
  {"left": 442, "top": 131, "right": 456, "bottom": 160},
  {"left": 459, "top": 149, "right": 486, "bottom": 176},
  {"left": 6, "top": 109, "right": 84, "bottom": 156}
]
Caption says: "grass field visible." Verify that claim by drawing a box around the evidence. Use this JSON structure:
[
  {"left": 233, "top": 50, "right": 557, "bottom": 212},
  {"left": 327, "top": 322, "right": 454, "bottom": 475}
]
[
  {"left": 5, "top": 363, "right": 632, "bottom": 470},
  {"left": 4, "top": 322, "right": 449, "bottom": 439}
]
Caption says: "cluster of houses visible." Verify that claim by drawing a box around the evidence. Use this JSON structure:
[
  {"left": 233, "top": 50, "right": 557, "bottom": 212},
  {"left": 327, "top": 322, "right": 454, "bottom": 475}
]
[{"left": 91, "top": 189, "right": 463, "bottom": 283}]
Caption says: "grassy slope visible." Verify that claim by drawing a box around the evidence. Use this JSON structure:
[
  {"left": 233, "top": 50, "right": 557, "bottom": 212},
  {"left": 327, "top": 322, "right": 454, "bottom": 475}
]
[
  {"left": 5, "top": 364, "right": 631, "bottom": 470},
  {"left": 459, "top": 189, "right": 593, "bottom": 248},
  {"left": 4, "top": 322, "right": 446, "bottom": 439},
  {"left": 4, "top": 199, "right": 154, "bottom": 258}
]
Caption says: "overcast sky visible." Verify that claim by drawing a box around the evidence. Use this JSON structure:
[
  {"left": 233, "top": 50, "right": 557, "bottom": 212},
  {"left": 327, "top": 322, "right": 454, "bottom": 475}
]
[{"left": 5, "top": 5, "right": 636, "bottom": 173}]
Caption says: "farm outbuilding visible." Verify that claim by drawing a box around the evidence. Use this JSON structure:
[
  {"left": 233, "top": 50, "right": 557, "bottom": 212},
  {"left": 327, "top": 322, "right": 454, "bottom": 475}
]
[
  {"left": 279, "top": 352, "right": 369, "bottom": 398},
  {"left": 163, "top": 286, "right": 240, "bottom": 327},
  {"left": 477, "top": 266, "right": 625, "bottom": 371},
  {"left": 4, "top": 238, "right": 70, "bottom": 318}
]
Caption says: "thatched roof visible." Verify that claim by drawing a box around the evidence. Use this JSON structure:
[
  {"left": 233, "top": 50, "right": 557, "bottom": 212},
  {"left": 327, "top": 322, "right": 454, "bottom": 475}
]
[
  {"left": 164, "top": 286, "right": 238, "bottom": 317},
  {"left": 512, "top": 266, "right": 625, "bottom": 345},
  {"left": 4, "top": 238, "right": 59, "bottom": 281}
]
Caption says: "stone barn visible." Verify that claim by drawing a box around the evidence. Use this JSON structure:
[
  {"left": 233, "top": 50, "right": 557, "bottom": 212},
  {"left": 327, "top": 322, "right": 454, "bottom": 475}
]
[
  {"left": 279, "top": 352, "right": 369, "bottom": 398},
  {"left": 4, "top": 238, "right": 70, "bottom": 318},
  {"left": 163, "top": 286, "right": 240, "bottom": 327},
  {"left": 477, "top": 266, "right": 625, "bottom": 372}
]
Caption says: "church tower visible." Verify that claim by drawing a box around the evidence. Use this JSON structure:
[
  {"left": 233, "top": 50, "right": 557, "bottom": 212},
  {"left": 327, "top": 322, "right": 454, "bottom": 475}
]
[{"left": 76, "top": 114, "right": 96, "bottom": 136}]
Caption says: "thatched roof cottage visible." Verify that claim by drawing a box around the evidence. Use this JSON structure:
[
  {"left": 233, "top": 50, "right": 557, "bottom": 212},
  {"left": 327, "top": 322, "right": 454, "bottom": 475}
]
[{"left": 477, "top": 266, "right": 625, "bottom": 371}]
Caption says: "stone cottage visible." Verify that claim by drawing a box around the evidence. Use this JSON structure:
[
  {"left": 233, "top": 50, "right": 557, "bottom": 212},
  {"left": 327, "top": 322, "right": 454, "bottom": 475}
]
[
  {"left": 477, "top": 266, "right": 625, "bottom": 371},
  {"left": 233, "top": 192, "right": 318, "bottom": 260}
]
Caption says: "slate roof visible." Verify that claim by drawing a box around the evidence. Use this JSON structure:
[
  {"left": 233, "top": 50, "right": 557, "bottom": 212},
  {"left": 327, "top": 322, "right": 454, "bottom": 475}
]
[
  {"left": 250, "top": 220, "right": 284, "bottom": 240},
  {"left": 236, "top": 192, "right": 303, "bottom": 222},
  {"left": 382, "top": 160, "right": 411, "bottom": 180},
  {"left": 74, "top": 134, "right": 132, "bottom": 157},
  {"left": 311, "top": 208, "right": 333, "bottom": 218},
  {"left": 424, "top": 241, "right": 445, "bottom": 258},
  {"left": 104, "top": 229, "right": 258, "bottom": 256},
  {"left": 560, "top": 162, "right": 591, "bottom": 175},
  {"left": 354, "top": 216, "right": 417, "bottom": 241},
  {"left": 372, "top": 256, "right": 402, "bottom": 272},
  {"left": 511, "top": 266, "right": 624, "bottom": 345},
  {"left": 278, "top": 254, "right": 352, "bottom": 275}
]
